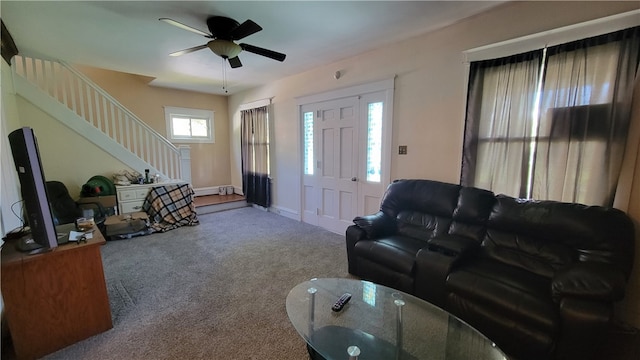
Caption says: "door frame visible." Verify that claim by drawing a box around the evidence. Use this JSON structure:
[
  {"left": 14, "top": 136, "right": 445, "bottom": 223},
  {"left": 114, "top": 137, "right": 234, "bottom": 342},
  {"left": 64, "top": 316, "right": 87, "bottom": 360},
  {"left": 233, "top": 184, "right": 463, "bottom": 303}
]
[{"left": 296, "top": 77, "right": 395, "bottom": 232}]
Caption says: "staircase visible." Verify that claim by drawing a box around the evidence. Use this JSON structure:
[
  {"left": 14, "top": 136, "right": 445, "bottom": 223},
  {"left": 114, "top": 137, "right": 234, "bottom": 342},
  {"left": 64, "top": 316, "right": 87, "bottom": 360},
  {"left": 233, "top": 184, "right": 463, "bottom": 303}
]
[{"left": 11, "top": 55, "right": 190, "bottom": 183}]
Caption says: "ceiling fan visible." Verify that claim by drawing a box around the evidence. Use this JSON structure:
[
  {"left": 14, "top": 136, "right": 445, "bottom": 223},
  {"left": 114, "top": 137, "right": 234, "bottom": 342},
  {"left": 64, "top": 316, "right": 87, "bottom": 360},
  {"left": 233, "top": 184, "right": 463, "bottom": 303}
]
[{"left": 160, "top": 16, "right": 286, "bottom": 68}]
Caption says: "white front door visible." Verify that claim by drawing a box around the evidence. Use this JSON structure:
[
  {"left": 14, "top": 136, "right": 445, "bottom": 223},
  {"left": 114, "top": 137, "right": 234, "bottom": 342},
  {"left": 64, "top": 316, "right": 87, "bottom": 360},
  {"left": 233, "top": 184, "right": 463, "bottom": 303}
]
[
  {"left": 300, "top": 79, "right": 394, "bottom": 234},
  {"left": 302, "top": 97, "right": 359, "bottom": 233}
]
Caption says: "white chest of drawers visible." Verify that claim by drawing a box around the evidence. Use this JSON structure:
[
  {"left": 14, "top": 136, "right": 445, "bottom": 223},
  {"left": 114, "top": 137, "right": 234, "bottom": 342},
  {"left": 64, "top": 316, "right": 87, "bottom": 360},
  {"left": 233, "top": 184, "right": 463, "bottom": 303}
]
[{"left": 116, "top": 181, "right": 187, "bottom": 214}]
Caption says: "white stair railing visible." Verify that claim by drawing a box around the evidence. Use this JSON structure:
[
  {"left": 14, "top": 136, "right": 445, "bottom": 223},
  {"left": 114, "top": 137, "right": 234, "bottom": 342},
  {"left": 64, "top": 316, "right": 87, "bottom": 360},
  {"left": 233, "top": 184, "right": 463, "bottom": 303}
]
[{"left": 12, "top": 55, "right": 184, "bottom": 181}]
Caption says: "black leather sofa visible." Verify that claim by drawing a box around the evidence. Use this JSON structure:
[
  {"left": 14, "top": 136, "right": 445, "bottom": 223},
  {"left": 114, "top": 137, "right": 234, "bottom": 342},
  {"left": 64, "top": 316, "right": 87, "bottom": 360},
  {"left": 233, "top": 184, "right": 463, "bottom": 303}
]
[{"left": 346, "top": 179, "right": 635, "bottom": 360}]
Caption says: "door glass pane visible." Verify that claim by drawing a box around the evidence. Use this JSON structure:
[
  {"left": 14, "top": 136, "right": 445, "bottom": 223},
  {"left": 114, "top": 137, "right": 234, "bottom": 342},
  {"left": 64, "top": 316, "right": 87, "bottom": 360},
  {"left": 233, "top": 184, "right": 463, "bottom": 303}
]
[
  {"left": 303, "top": 111, "right": 314, "bottom": 175},
  {"left": 366, "top": 102, "right": 383, "bottom": 182}
]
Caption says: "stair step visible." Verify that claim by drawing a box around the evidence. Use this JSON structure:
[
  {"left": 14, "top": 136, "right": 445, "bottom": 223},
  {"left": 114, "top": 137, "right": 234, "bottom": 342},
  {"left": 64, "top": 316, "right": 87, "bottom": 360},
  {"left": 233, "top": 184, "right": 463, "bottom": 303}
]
[{"left": 194, "top": 194, "right": 247, "bottom": 215}]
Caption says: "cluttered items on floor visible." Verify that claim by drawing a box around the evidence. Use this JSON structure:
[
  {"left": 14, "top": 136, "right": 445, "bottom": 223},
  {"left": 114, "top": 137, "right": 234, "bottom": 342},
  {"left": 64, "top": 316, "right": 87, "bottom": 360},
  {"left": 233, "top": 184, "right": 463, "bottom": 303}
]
[
  {"left": 104, "top": 182, "right": 198, "bottom": 240},
  {"left": 104, "top": 212, "right": 151, "bottom": 240}
]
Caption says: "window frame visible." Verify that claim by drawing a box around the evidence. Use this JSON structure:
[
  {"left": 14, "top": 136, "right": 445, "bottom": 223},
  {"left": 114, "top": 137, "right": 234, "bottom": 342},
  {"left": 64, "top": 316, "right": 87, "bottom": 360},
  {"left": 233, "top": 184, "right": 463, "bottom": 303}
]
[{"left": 164, "top": 106, "right": 214, "bottom": 143}]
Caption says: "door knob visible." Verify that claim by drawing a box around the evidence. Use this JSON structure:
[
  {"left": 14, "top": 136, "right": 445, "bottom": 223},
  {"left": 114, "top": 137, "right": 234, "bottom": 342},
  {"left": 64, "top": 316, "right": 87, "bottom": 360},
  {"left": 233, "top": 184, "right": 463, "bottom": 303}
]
[{"left": 351, "top": 177, "right": 357, "bottom": 181}]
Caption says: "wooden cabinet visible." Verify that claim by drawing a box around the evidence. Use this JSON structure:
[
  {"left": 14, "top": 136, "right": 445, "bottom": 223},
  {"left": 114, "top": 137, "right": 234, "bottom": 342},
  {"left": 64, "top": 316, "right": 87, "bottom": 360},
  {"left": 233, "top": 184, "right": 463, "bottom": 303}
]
[
  {"left": 1, "top": 228, "right": 112, "bottom": 359},
  {"left": 115, "top": 181, "right": 186, "bottom": 214}
]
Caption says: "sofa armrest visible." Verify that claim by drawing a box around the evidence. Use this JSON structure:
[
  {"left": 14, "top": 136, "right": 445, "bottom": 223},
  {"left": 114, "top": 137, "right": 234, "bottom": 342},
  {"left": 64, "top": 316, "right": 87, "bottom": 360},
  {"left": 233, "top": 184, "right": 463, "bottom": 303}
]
[
  {"left": 551, "top": 262, "right": 626, "bottom": 303},
  {"left": 414, "top": 249, "right": 455, "bottom": 307},
  {"left": 414, "top": 235, "right": 480, "bottom": 307},
  {"left": 426, "top": 235, "right": 480, "bottom": 256},
  {"left": 352, "top": 211, "right": 396, "bottom": 239},
  {"left": 346, "top": 212, "right": 396, "bottom": 276},
  {"left": 345, "top": 225, "right": 372, "bottom": 275}
]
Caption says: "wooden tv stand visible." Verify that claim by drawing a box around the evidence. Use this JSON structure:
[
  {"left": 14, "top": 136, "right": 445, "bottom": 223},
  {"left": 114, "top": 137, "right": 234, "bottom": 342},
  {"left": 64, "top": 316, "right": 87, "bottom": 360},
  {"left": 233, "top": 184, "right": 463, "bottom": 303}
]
[{"left": 1, "top": 226, "right": 112, "bottom": 359}]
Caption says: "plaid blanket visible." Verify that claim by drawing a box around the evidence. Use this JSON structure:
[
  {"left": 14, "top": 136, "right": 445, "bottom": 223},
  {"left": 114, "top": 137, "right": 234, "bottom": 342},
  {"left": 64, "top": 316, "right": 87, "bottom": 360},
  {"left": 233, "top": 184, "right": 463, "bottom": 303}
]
[{"left": 142, "top": 183, "right": 199, "bottom": 232}]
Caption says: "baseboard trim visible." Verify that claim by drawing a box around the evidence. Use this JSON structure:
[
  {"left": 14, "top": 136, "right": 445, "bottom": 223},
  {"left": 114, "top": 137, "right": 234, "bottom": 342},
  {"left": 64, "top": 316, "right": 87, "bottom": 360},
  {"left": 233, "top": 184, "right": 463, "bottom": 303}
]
[{"left": 269, "top": 206, "right": 300, "bottom": 221}]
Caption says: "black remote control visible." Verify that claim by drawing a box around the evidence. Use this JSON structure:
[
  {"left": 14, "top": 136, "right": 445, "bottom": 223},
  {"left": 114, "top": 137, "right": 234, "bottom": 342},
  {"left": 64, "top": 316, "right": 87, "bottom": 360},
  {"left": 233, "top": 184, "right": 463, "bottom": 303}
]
[{"left": 331, "top": 293, "right": 352, "bottom": 312}]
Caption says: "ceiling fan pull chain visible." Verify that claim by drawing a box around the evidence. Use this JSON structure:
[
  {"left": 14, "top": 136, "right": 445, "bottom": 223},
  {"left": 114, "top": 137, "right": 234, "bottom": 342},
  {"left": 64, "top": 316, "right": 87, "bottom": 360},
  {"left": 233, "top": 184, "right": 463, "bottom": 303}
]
[{"left": 222, "top": 57, "right": 228, "bottom": 93}]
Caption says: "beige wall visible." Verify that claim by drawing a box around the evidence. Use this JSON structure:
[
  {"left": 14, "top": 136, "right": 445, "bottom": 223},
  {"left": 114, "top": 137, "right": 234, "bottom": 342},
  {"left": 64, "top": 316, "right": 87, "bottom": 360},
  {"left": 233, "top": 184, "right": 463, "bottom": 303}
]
[
  {"left": 229, "top": 1, "right": 639, "bottom": 212},
  {"left": 2, "top": 64, "right": 230, "bottom": 196},
  {"left": 228, "top": 1, "right": 640, "bottom": 326},
  {"left": 2, "top": 58, "right": 130, "bottom": 199},
  {"left": 1, "top": 58, "right": 24, "bottom": 232},
  {"left": 74, "top": 66, "right": 230, "bottom": 190},
  {"left": 2, "top": 60, "right": 126, "bottom": 199},
  {"left": 15, "top": 96, "right": 129, "bottom": 197}
]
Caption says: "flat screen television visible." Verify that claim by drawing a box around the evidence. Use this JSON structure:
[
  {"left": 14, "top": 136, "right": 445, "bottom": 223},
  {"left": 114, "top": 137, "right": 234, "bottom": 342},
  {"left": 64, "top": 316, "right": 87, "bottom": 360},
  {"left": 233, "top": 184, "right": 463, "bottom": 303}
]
[{"left": 8, "top": 127, "right": 58, "bottom": 253}]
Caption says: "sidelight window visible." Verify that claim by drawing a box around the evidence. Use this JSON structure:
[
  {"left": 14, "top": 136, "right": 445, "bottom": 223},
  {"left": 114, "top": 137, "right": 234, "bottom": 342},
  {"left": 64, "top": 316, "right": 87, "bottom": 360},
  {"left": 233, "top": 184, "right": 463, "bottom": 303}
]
[
  {"left": 366, "top": 102, "right": 383, "bottom": 182},
  {"left": 303, "top": 111, "right": 314, "bottom": 175}
]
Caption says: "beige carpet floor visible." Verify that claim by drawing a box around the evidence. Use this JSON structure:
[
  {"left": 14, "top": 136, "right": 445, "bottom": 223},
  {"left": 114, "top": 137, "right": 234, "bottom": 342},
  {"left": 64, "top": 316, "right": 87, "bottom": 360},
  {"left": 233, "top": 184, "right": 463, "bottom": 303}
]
[{"left": 36, "top": 207, "right": 351, "bottom": 360}]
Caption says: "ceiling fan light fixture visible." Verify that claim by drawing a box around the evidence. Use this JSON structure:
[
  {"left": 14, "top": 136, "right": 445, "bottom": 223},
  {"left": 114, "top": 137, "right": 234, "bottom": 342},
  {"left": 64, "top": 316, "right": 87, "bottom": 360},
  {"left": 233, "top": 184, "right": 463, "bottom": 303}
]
[{"left": 207, "top": 40, "right": 242, "bottom": 59}]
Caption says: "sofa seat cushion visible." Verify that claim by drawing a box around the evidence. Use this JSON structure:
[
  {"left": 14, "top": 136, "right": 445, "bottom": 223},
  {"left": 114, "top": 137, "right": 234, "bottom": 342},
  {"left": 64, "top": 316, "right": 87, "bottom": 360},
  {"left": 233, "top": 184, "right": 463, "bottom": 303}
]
[
  {"left": 353, "top": 235, "right": 426, "bottom": 275},
  {"left": 446, "top": 259, "right": 558, "bottom": 333}
]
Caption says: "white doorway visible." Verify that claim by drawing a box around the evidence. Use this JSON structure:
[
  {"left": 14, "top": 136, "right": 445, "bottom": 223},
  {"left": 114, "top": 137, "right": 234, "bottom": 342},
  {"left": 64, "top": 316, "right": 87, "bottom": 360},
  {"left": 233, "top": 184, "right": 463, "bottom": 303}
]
[{"left": 298, "top": 78, "right": 394, "bottom": 234}]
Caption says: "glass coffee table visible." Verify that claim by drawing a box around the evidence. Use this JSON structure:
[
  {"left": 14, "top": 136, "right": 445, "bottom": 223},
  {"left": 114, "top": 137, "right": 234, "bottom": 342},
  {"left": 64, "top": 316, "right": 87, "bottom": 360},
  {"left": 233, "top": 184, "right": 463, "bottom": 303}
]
[{"left": 286, "top": 278, "right": 507, "bottom": 360}]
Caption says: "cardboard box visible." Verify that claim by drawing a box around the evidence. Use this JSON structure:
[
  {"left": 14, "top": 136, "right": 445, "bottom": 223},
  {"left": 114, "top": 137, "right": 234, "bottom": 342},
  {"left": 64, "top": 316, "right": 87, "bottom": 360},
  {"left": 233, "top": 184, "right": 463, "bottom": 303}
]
[
  {"left": 77, "top": 195, "right": 117, "bottom": 216},
  {"left": 104, "top": 212, "right": 149, "bottom": 237}
]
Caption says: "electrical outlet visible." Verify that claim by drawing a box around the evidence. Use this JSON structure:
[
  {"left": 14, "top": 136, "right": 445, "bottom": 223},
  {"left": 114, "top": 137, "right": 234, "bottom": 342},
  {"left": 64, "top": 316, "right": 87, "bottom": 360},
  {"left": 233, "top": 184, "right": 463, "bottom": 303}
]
[{"left": 399, "top": 145, "right": 408, "bottom": 155}]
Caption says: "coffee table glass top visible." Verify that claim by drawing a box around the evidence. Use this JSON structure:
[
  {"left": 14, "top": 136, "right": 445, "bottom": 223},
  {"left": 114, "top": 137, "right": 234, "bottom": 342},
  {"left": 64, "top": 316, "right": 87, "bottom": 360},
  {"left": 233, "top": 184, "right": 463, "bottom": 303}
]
[{"left": 286, "top": 278, "right": 507, "bottom": 360}]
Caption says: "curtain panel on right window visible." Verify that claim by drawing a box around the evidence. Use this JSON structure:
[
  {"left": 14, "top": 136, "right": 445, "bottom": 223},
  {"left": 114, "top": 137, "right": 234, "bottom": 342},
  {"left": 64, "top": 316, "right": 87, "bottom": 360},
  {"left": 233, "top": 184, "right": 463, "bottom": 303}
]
[{"left": 461, "top": 26, "right": 640, "bottom": 206}]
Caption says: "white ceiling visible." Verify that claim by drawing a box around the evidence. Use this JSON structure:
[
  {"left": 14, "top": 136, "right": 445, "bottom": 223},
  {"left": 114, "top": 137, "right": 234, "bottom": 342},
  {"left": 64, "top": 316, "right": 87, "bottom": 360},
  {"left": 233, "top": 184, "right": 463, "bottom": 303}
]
[{"left": 1, "top": 1, "right": 504, "bottom": 95}]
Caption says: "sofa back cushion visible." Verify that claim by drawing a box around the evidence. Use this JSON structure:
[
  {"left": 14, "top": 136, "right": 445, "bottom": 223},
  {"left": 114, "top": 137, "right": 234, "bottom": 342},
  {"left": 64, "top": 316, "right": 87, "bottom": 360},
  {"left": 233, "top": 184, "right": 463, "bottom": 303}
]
[
  {"left": 485, "top": 195, "right": 635, "bottom": 278},
  {"left": 382, "top": 180, "right": 496, "bottom": 244},
  {"left": 396, "top": 211, "right": 451, "bottom": 240},
  {"left": 483, "top": 228, "right": 576, "bottom": 278},
  {"left": 381, "top": 179, "right": 460, "bottom": 219},
  {"left": 449, "top": 187, "right": 495, "bottom": 242}
]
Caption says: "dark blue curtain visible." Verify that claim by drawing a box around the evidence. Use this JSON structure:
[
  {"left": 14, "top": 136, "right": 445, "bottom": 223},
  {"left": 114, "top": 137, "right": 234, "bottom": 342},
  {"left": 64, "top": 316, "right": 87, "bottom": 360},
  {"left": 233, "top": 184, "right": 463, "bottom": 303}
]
[{"left": 242, "top": 172, "right": 270, "bottom": 207}]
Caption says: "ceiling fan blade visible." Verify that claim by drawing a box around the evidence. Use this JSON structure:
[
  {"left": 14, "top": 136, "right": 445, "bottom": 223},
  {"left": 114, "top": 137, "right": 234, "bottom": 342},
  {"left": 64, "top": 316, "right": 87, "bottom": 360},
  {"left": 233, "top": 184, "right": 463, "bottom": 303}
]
[
  {"left": 239, "top": 43, "right": 286, "bottom": 62},
  {"left": 169, "top": 44, "right": 208, "bottom": 57},
  {"left": 160, "top": 18, "right": 211, "bottom": 37},
  {"left": 230, "top": 20, "right": 262, "bottom": 40},
  {"left": 228, "top": 56, "right": 243, "bottom": 68}
]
